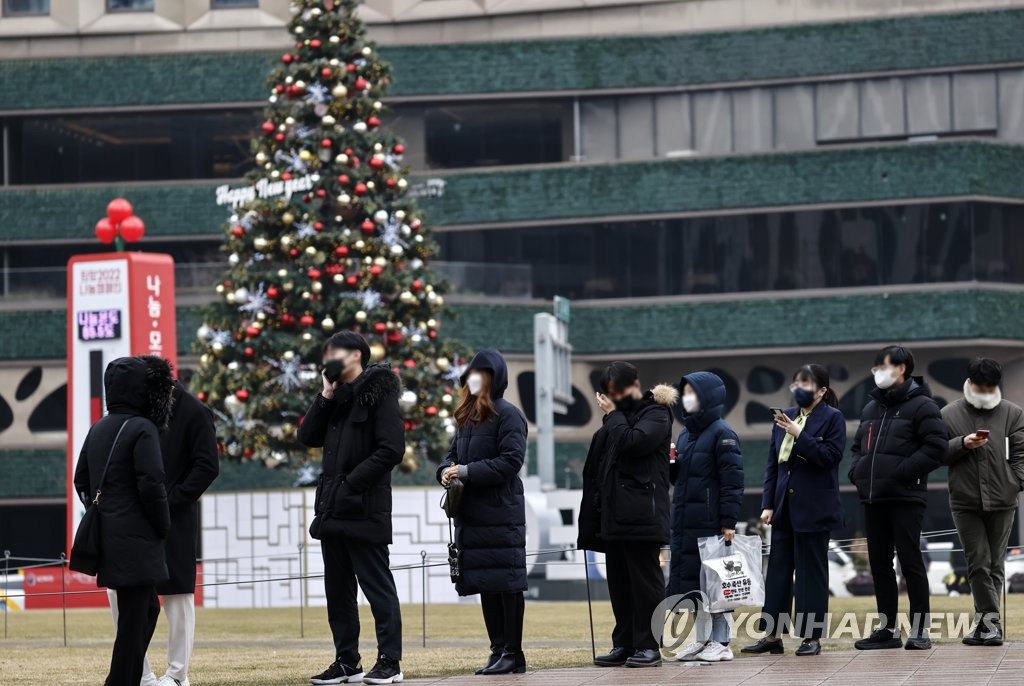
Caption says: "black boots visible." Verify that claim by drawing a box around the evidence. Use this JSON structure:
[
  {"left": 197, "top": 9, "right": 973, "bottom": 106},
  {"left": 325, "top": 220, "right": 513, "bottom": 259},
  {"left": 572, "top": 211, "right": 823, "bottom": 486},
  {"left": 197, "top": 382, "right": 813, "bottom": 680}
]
[
  {"left": 479, "top": 651, "right": 526, "bottom": 675},
  {"left": 475, "top": 651, "right": 502, "bottom": 675}
]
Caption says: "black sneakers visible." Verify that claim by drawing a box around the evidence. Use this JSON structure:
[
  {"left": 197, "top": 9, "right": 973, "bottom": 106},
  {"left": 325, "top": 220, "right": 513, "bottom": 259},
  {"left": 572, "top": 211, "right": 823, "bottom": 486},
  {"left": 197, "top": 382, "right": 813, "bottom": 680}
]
[
  {"left": 310, "top": 658, "right": 364, "bottom": 685},
  {"left": 363, "top": 654, "right": 404, "bottom": 685},
  {"left": 854, "top": 628, "right": 903, "bottom": 650}
]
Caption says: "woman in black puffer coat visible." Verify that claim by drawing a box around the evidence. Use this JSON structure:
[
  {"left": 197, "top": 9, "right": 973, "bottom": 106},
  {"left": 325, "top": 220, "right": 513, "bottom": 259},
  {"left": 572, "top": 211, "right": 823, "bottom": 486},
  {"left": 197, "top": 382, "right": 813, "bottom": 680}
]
[
  {"left": 437, "top": 349, "right": 528, "bottom": 676},
  {"left": 74, "top": 355, "right": 174, "bottom": 686}
]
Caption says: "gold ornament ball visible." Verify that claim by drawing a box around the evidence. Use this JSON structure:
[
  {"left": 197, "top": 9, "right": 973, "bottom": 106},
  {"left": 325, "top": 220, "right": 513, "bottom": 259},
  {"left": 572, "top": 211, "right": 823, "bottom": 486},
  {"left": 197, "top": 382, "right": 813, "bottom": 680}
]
[
  {"left": 355, "top": 310, "right": 368, "bottom": 322},
  {"left": 305, "top": 246, "right": 317, "bottom": 256},
  {"left": 311, "top": 281, "right": 323, "bottom": 293},
  {"left": 256, "top": 152, "right": 268, "bottom": 164},
  {"left": 254, "top": 237, "right": 269, "bottom": 251},
  {"left": 280, "top": 235, "right": 293, "bottom": 247},
  {"left": 322, "top": 317, "right": 335, "bottom": 331},
  {"left": 404, "top": 444, "right": 416, "bottom": 460},
  {"left": 332, "top": 84, "right": 348, "bottom": 98},
  {"left": 333, "top": 274, "right": 345, "bottom": 284},
  {"left": 298, "top": 150, "right": 313, "bottom": 162},
  {"left": 369, "top": 343, "right": 386, "bottom": 361},
  {"left": 436, "top": 357, "right": 450, "bottom": 372},
  {"left": 283, "top": 280, "right": 295, "bottom": 291},
  {"left": 284, "top": 350, "right": 295, "bottom": 361},
  {"left": 282, "top": 212, "right": 295, "bottom": 225}
]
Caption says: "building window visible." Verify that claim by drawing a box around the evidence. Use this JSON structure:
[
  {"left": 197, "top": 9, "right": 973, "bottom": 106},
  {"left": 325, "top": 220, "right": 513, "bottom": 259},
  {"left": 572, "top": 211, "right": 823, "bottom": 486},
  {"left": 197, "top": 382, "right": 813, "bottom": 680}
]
[
  {"left": 211, "top": 0, "right": 258, "bottom": 7},
  {"left": 3, "top": 0, "right": 49, "bottom": 16},
  {"left": 107, "top": 0, "right": 154, "bottom": 11}
]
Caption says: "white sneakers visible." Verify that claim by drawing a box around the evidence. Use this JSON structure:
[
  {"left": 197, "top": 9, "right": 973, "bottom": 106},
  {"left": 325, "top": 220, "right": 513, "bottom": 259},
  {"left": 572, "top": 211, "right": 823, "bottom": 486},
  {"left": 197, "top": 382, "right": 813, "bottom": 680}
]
[
  {"left": 674, "top": 641, "right": 710, "bottom": 661},
  {"left": 696, "top": 642, "right": 734, "bottom": 662},
  {"left": 141, "top": 675, "right": 159, "bottom": 686},
  {"left": 156, "top": 676, "right": 188, "bottom": 686}
]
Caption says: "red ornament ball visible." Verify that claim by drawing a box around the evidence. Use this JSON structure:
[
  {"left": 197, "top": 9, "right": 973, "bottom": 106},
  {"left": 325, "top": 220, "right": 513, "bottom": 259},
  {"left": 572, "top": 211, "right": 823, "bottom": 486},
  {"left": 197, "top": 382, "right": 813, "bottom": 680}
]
[
  {"left": 337, "top": 174, "right": 350, "bottom": 185},
  {"left": 314, "top": 221, "right": 324, "bottom": 232},
  {"left": 369, "top": 157, "right": 384, "bottom": 169},
  {"left": 267, "top": 286, "right": 279, "bottom": 299},
  {"left": 231, "top": 225, "right": 244, "bottom": 238},
  {"left": 393, "top": 144, "right": 405, "bottom": 155},
  {"left": 119, "top": 215, "right": 145, "bottom": 242},
  {"left": 307, "top": 268, "right": 322, "bottom": 280},
  {"left": 244, "top": 347, "right": 254, "bottom": 357},
  {"left": 354, "top": 78, "right": 368, "bottom": 91},
  {"left": 235, "top": 389, "right": 250, "bottom": 401},
  {"left": 245, "top": 325, "right": 261, "bottom": 338},
  {"left": 374, "top": 322, "right": 387, "bottom": 333},
  {"left": 425, "top": 406, "right": 438, "bottom": 417},
  {"left": 243, "top": 448, "right": 254, "bottom": 458},
  {"left": 354, "top": 183, "right": 368, "bottom": 196},
  {"left": 335, "top": 246, "right": 349, "bottom": 257},
  {"left": 346, "top": 275, "right": 358, "bottom": 286},
  {"left": 367, "top": 116, "right": 380, "bottom": 128},
  {"left": 261, "top": 121, "right": 275, "bottom": 135},
  {"left": 404, "top": 359, "right": 417, "bottom": 369},
  {"left": 321, "top": 138, "right": 332, "bottom": 148},
  {"left": 300, "top": 314, "right": 315, "bottom": 327},
  {"left": 320, "top": 67, "right": 332, "bottom": 78},
  {"left": 385, "top": 178, "right": 396, "bottom": 188},
  {"left": 197, "top": 392, "right": 207, "bottom": 402},
  {"left": 360, "top": 220, "right": 375, "bottom": 235},
  {"left": 369, "top": 265, "right": 383, "bottom": 276},
  {"left": 95, "top": 218, "right": 116, "bottom": 244},
  {"left": 274, "top": 133, "right": 285, "bottom": 142},
  {"left": 411, "top": 279, "right": 423, "bottom": 291},
  {"left": 310, "top": 39, "right": 322, "bottom": 49},
  {"left": 281, "top": 54, "right": 293, "bottom": 64}
]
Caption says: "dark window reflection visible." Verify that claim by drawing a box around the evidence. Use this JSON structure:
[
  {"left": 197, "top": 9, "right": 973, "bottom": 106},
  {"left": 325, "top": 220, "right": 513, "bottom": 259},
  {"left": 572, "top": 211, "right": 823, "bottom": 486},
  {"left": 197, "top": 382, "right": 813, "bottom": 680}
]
[
  {"left": 8, "top": 109, "right": 260, "bottom": 184},
  {"left": 436, "top": 202, "right": 1023, "bottom": 299},
  {"left": 424, "top": 102, "right": 569, "bottom": 169}
]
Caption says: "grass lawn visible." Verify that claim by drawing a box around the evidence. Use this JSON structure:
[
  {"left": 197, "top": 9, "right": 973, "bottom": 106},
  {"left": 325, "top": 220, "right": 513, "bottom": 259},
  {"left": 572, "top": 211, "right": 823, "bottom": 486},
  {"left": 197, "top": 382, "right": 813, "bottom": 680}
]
[{"left": 2, "top": 595, "right": 1022, "bottom": 684}]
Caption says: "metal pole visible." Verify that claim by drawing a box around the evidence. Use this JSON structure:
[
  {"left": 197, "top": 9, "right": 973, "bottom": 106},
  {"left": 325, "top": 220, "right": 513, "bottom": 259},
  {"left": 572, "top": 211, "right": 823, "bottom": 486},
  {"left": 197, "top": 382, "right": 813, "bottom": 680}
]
[
  {"left": 572, "top": 97, "right": 582, "bottom": 162},
  {"left": 420, "top": 550, "right": 427, "bottom": 648},
  {"left": 534, "top": 313, "right": 556, "bottom": 489},
  {"left": 298, "top": 541, "right": 305, "bottom": 639},
  {"left": 60, "top": 553, "right": 67, "bottom": 648},
  {"left": 3, "top": 550, "right": 9, "bottom": 639},
  {"left": 583, "top": 549, "right": 596, "bottom": 663}
]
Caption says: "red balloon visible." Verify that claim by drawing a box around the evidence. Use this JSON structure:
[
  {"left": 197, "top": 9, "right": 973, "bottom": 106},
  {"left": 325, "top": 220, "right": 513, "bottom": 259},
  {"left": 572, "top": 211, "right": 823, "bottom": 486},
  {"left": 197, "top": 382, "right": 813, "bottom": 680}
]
[
  {"left": 119, "top": 215, "right": 145, "bottom": 242},
  {"left": 95, "top": 218, "right": 116, "bottom": 244},
  {"left": 107, "top": 198, "right": 133, "bottom": 224}
]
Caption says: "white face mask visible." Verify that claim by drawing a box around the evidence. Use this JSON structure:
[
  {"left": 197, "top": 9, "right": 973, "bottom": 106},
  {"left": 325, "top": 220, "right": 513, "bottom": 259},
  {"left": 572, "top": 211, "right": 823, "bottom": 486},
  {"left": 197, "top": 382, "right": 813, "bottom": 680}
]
[
  {"left": 682, "top": 393, "right": 700, "bottom": 414},
  {"left": 964, "top": 379, "right": 1001, "bottom": 410},
  {"left": 467, "top": 372, "right": 484, "bottom": 396},
  {"left": 873, "top": 367, "right": 897, "bottom": 390}
]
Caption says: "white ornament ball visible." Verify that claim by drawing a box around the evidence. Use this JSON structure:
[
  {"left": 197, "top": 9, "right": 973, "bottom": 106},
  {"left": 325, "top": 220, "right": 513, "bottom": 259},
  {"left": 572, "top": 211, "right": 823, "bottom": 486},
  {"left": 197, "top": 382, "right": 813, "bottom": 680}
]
[{"left": 374, "top": 210, "right": 388, "bottom": 224}]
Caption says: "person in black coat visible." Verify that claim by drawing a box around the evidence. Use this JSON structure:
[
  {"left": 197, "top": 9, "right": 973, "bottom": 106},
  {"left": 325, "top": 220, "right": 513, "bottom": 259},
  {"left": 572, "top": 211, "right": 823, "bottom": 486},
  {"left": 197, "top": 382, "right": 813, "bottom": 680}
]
[
  {"left": 74, "top": 355, "right": 174, "bottom": 686},
  {"left": 742, "top": 364, "right": 846, "bottom": 658},
  {"left": 668, "top": 371, "right": 743, "bottom": 664},
  {"left": 437, "top": 349, "right": 529, "bottom": 675},
  {"left": 579, "top": 361, "right": 676, "bottom": 669},
  {"left": 848, "top": 345, "right": 946, "bottom": 651},
  {"left": 107, "top": 380, "right": 219, "bottom": 686},
  {"left": 298, "top": 332, "right": 406, "bottom": 686}
]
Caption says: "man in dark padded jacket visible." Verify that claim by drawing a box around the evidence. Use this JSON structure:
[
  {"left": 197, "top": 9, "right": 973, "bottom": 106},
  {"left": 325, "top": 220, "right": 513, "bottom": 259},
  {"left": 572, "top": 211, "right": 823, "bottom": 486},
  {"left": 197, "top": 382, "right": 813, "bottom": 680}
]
[{"left": 848, "top": 345, "right": 946, "bottom": 651}]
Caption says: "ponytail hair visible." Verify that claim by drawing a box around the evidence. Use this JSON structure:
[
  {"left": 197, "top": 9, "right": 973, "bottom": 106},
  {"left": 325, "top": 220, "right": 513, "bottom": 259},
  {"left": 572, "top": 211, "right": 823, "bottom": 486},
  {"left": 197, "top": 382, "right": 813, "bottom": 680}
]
[{"left": 794, "top": 364, "right": 839, "bottom": 408}]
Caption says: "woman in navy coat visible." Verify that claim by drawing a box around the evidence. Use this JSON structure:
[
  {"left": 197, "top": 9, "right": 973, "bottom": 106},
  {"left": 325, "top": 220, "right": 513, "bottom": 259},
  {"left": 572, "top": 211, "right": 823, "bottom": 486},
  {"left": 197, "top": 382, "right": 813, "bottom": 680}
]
[
  {"left": 742, "top": 364, "right": 846, "bottom": 657},
  {"left": 437, "top": 349, "right": 529, "bottom": 675}
]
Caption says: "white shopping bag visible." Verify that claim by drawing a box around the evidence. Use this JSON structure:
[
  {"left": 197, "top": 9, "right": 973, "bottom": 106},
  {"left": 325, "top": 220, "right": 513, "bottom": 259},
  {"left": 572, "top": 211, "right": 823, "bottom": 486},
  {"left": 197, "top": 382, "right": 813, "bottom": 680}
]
[{"left": 698, "top": 534, "right": 765, "bottom": 613}]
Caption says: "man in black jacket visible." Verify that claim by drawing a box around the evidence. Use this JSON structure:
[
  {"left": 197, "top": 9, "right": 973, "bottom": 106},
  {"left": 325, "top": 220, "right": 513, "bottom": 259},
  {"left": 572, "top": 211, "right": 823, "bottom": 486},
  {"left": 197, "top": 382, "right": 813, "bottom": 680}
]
[
  {"left": 579, "top": 361, "right": 676, "bottom": 669},
  {"left": 848, "top": 346, "right": 946, "bottom": 650},
  {"left": 298, "top": 332, "right": 405, "bottom": 685}
]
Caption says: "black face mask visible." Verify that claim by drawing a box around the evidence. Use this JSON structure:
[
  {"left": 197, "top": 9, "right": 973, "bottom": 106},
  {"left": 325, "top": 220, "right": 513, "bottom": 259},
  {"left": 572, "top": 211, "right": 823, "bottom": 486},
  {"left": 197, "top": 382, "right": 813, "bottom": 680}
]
[
  {"left": 324, "top": 359, "right": 345, "bottom": 383},
  {"left": 614, "top": 395, "right": 637, "bottom": 413}
]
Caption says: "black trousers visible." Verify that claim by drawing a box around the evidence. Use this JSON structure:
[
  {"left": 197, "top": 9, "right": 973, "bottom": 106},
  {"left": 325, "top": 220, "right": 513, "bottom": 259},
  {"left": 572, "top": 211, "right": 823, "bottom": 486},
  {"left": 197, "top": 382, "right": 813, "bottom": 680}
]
[
  {"left": 864, "top": 502, "right": 930, "bottom": 635},
  {"left": 760, "top": 510, "right": 831, "bottom": 638},
  {"left": 322, "top": 538, "right": 403, "bottom": 664},
  {"left": 480, "top": 591, "right": 525, "bottom": 654},
  {"left": 605, "top": 540, "right": 664, "bottom": 652},
  {"left": 105, "top": 585, "right": 160, "bottom": 686}
]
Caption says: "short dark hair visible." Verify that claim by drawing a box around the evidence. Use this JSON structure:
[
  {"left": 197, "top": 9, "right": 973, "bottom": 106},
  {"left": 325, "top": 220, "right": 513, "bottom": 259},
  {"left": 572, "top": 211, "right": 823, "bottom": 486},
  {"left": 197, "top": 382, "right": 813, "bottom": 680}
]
[
  {"left": 599, "top": 361, "right": 638, "bottom": 394},
  {"left": 874, "top": 345, "right": 915, "bottom": 377},
  {"left": 968, "top": 357, "right": 1002, "bottom": 387},
  {"left": 325, "top": 331, "right": 370, "bottom": 369}
]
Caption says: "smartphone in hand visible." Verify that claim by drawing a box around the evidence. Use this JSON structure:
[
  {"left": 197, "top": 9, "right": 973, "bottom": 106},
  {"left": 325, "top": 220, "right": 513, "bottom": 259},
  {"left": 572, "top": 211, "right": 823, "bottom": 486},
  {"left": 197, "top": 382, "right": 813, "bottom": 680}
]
[
  {"left": 770, "top": 407, "right": 787, "bottom": 422},
  {"left": 976, "top": 429, "right": 990, "bottom": 440}
]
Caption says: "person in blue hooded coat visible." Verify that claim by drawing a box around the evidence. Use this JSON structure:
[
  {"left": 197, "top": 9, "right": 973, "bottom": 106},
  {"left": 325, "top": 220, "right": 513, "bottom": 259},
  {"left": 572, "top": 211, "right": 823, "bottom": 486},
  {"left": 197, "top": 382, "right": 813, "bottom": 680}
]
[
  {"left": 437, "top": 349, "right": 529, "bottom": 675},
  {"left": 668, "top": 371, "right": 744, "bottom": 663}
]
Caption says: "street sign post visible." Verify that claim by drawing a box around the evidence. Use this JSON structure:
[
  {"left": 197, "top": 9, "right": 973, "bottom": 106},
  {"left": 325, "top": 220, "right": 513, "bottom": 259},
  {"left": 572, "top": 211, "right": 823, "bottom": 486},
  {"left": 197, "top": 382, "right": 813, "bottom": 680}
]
[{"left": 533, "top": 297, "right": 573, "bottom": 490}]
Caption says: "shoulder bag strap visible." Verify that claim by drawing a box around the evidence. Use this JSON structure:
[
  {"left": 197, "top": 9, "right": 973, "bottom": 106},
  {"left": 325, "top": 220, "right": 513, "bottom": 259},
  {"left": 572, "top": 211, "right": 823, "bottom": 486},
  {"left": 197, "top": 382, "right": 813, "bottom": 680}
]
[{"left": 92, "top": 418, "right": 133, "bottom": 506}]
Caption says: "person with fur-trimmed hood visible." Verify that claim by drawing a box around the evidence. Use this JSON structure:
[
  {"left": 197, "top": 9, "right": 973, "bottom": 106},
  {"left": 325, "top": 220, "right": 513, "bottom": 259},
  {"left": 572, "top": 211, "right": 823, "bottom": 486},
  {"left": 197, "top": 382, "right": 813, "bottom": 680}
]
[
  {"left": 298, "top": 332, "right": 406, "bottom": 686},
  {"left": 74, "top": 355, "right": 174, "bottom": 686},
  {"left": 580, "top": 361, "right": 677, "bottom": 669}
]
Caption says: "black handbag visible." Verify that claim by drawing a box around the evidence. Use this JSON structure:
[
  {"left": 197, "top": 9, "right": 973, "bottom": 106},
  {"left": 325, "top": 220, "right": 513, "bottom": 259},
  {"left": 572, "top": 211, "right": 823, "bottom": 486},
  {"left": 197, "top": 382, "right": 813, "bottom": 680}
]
[
  {"left": 69, "top": 419, "right": 132, "bottom": 576},
  {"left": 441, "top": 475, "right": 463, "bottom": 518}
]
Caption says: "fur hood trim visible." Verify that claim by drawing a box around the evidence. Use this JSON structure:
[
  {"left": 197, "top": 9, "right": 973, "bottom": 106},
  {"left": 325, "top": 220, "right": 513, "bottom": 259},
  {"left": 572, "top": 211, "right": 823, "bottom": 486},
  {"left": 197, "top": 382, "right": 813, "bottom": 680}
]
[
  {"left": 356, "top": 362, "right": 403, "bottom": 407},
  {"left": 651, "top": 384, "right": 679, "bottom": 406}
]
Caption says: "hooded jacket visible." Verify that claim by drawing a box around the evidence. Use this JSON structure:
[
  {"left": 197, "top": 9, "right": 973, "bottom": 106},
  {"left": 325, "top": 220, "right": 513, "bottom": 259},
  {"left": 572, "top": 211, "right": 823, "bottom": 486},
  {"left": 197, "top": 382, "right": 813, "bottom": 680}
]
[
  {"left": 667, "top": 371, "right": 744, "bottom": 598},
  {"left": 848, "top": 376, "right": 946, "bottom": 505},
  {"left": 435, "top": 349, "right": 529, "bottom": 596},
  {"left": 73, "top": 356, "right": 173, "bottom": 589},
  {"left": 577, "top": 383, "right": 677, "bottom": 552},
  {"left": 942, "top": 384, "right": 1024, "bottom": 512},
  {"left": 298, "top": 362, "right": 405, "bottom": 544}
]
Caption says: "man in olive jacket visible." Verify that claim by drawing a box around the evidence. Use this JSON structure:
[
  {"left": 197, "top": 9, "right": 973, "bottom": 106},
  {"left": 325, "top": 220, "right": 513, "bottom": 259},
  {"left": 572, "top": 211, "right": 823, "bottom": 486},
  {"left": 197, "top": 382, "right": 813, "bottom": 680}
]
[
  {"left": 298, "top": 332, "right": 405, "bottom": 686},
  {"left": 942, "top": 358, "right": 1024, "bottom": 646},
  {"left": 848, "top": 346, "right": 946, "bottom": 650}
]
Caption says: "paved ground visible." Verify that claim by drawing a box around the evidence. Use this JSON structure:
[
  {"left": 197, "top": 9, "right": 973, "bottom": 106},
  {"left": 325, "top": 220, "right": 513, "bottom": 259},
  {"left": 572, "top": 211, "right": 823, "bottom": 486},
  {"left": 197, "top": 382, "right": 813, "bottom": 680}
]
[{"left": 404, "top": 643, "right": 1024, "bottom": 685}]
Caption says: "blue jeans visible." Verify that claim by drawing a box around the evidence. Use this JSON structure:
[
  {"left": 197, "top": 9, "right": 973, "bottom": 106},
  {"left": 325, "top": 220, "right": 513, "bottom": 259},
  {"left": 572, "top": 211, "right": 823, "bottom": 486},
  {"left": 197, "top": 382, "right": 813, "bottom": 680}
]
[{"left": 696, "top": 607, "right": 732, "bottom": 645}]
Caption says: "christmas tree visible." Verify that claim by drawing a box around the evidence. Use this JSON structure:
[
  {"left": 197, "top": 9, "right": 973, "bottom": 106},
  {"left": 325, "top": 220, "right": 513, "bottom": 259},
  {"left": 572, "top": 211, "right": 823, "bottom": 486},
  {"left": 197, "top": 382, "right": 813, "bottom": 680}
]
[{"left": 191, "top": 0, "right": 469, "bottom": 475}]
